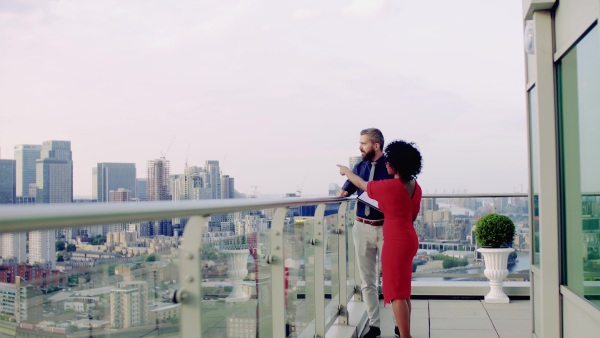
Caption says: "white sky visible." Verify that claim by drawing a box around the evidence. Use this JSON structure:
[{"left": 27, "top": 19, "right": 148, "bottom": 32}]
[{"left": 0, "top": 0, "right": 528, "bottom": 197}]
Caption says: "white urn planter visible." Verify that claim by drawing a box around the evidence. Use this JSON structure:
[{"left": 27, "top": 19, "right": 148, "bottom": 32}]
[
  {"left": 477, "top": 247, "right": 515, "bottom": 303},
  {"left": 222, "top": 248, "right": 250, "bottom": 303}
]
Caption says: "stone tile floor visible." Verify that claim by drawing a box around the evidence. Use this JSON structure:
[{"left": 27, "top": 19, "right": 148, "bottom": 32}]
[{"left": 376, "top": 299, "right": 531, "bottom": 338}]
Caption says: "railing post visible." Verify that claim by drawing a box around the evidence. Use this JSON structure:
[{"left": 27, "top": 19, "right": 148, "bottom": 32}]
[
  {"left": 176, "top": 215, "right": 206, "bottom": 338},
  {"left": 312, "top": 204, "right": 327, "bottom": 337},
  {"left": 269, "top": 207, "right": 287, "bottom": 338},
  {"left": 337, "top": 201, "right": 349, "bottom": 324}
]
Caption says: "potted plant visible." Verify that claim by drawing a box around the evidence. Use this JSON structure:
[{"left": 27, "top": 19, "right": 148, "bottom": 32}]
[{"left": 475, "top": 213, "right": 516, "bottom": 303}]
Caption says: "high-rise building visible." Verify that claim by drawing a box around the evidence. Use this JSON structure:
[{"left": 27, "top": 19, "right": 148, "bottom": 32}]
[
  {"left": 1, "top": 233, "right": 27, "bottom": 263},
  {"left": 349, "top": 156, "right": 362, "bottom": 169},
  {"left": 28, "top": 230, "right": 56, "bottom": 269},
  {"left": 136, "top": 178, "right": 147, "bottom": 201},
  {"left": 35, "top": 141, "right": 72, "bottom": 204},
  {"left": 110, "top": 281, "right": 149, "bottom": 329},
  {"left": 14, "top": 144, "right": 41, "bottom": 198},
  {"left": 147, "top": 158, "right": 170, "bottom": 201},
  {"left": 96, "top": 163, "right": 136, "bottom": 202},
  {"left": 221, "top": 175, "right": 235, "bottom": 199},
  {"left": 205, "top": 160, "right": 221, "bottom": 199},
  {"left": 0, "top": 159, "right": 16, "bottom": 204}
]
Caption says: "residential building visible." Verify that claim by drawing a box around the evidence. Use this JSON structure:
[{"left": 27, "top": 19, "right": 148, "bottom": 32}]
[
  {"left": 0, "top": 278, "right": 43, "bottom": 323},
  {"left": 109, "top": 281, "right": 149, "bottom": 329},
  {"left": 27, "top": 231, "right": 56, "bottom": 269},
  {"left": 1, "top": 233, "right": 26, "bottom": 263}
]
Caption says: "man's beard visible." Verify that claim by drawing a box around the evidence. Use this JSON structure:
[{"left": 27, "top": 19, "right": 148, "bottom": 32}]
[{"left": 361, "top": 149, "right": 375, "bottom": 161}]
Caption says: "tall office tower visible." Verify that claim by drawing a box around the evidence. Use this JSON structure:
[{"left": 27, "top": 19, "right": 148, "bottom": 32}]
[
  {"left": 136, "top": 178, "right": 147, "bottom": 201},
  {"left": 14, "top": 144, "right": 41, "bottom": 197},
  {"left": 349, "top": 156, "right": 362, "bottom": 169},
  {"left": 0, "top": 159, "right": 16, "bottom": 204},
  {"left": 96, "top": 163, "right": 136, "bottom": 202},
  {"left": 28, "top": 230, "right": 56, "bottom": 269},
  {"left": 147, "top": 158, "right": 170, "bottom": 201},
  {"left": 110, "top": 281, "right": 149, "bottom": 329},
  {"left": 205, "top": 160, "right": 221, "bottom": 199},
  {"left": 109, "top": 188, "right": 131, "bottom": 202},
  {"left": 220, "top": 175, "right": 235, "bottom": 199},
  {"left": 1, "top": 233, "right": 27, "bottom": 263},
  {"left": 91, "top": 167, "right": 98, "bottom": 200},
  {"left": 36, "top": 140, "right": 73, "bottom": 204}
]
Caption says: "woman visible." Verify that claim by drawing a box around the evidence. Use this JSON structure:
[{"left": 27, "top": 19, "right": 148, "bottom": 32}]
[{"left": 337, "top": 140, "right": 422, "bottom": 338}]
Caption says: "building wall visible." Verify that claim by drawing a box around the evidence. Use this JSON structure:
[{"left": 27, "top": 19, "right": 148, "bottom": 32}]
[
  {"left": 0, "top": 159, "right": 16, "bottom": 204},
  {"left": 524, "top": 1, "right": 600, "bottom": 337}
]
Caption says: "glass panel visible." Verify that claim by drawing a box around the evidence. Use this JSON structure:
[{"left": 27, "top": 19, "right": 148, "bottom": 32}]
[
  {"left": 528, "top": 85, "right": 541, "bottom": 266},
  {"left": 346, "top": 201, "right": 357, "bottom": 302},
  {"left": 283, "top": 214, "right": 314, "bottom": 337},
  {"left": 200, "top": 212, "right": 267, "bottom": 338},
  {"left": 10, "top": 221, "right": 181, "bottom": 337},
  {"left": 558, "top": 25, "right": 600, "bottom": 309},
  {"left": 413, "top": 196, "right": 530, "bottom": 281},
  {"left": 324, "top": 210, "right": 340, "bottom": 329}
]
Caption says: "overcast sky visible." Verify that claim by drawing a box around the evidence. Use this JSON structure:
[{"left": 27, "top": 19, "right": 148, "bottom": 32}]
[{"left": 0, "top": 0, "right": 528, "bottom": 197}]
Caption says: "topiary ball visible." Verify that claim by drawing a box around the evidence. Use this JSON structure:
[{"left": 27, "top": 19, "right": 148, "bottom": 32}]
[{"left": 474, "top": 213, "right": 516, "bottom": 248}]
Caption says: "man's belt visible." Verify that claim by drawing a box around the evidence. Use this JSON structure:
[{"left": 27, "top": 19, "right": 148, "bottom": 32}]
[{"left": 355, "top": 216, "right": 383, "bottom": 226}]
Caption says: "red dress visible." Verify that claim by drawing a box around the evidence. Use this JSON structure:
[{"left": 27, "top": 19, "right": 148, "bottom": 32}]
[{"left": 367, "top": 179, "right": 421, "bottom": 303}]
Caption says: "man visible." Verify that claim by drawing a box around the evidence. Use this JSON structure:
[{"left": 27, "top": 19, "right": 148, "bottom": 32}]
[{"left": 337, "top": 128, "right": 393, "bottom": 338}]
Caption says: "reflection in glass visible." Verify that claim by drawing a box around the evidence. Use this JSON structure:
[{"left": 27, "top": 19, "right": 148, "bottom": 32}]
[
  {"left": 558, "top": 24, "right": 600, "bottom": 309},
  {"left": 528, "top": 85, "right": 541, "bottom": 266}
]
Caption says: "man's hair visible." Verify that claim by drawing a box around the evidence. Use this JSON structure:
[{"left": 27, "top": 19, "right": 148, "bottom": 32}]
[{"left": 360, "top": 128, "right": 384, "bottom": 149}]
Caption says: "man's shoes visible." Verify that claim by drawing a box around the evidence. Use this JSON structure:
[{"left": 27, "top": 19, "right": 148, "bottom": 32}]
[{"left": 362, "top": 326, "right": 381, "bottom": 338}]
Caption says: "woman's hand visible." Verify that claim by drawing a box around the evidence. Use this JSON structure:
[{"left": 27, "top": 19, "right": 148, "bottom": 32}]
[{"left": 337, "top": 164, "right": 351, "bottom": 176}]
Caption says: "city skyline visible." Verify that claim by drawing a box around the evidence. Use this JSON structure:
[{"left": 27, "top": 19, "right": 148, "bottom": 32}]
[{"left": 0, "top": 0, "right": 528, "bottom": 197}]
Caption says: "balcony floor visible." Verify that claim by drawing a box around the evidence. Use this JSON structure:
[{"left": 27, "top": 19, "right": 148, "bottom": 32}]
[{"left": 373, "top": 299, "right": 531, "bottom": 338}]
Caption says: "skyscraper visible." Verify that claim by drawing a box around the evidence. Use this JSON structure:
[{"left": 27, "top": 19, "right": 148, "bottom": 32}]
[
  {"left": 135, "top": 178, "right": 147, "bottom": 201},
  {"left": 147, "top": 158, "right": 170, "bottom": 201},
  {"left": 205, "top": 160, "right": 221, "bottom": 199},
  {"left": 0, "top": 159, "right": 16, "bottom": 204},
  {"left": 35, "top": 141, "right": 73, "bottom": 204},
  {"left": 95, "top": 163, "right": 136, "bottom": 202},
  {"left": 221, "top": 175, "right": 235, "bottom": 199},
  {"left": 14, "top": 144, "right": 41, "bottom": 198}
]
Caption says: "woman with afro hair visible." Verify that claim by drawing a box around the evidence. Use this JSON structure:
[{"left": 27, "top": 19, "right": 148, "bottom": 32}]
[{"left": 338, "top": 140, "right": 422, "bottom": 338}]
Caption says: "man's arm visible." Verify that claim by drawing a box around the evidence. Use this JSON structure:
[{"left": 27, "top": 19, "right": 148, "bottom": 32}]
[{"left": 337, "top": 165, "right": 368, "bottom": 191}]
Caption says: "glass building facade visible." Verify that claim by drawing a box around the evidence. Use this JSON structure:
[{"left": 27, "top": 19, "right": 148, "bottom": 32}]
[{"left": 524, "top": 1, "right": 600, "bottom": 336}]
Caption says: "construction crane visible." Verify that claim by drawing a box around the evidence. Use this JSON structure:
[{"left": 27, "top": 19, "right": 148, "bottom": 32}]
[
  {"left": 160, "top": 136, "right": 176, "bottom": 159},
  {"left": 250, "top": 185, "right": 258, "bottom": 198}
]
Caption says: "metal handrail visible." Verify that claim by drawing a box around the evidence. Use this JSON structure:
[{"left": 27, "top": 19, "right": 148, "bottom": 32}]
[
  {"left": 0, "top": 193, "right": 528, "bottom": 233},
  {"left": 0, "top": 196, "right": 348, "bottom": 233}
]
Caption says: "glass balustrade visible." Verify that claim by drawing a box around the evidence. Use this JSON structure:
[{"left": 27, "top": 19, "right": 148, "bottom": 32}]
[{"left": 0, "top": 193, "right": 529, "bottom": 337}]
